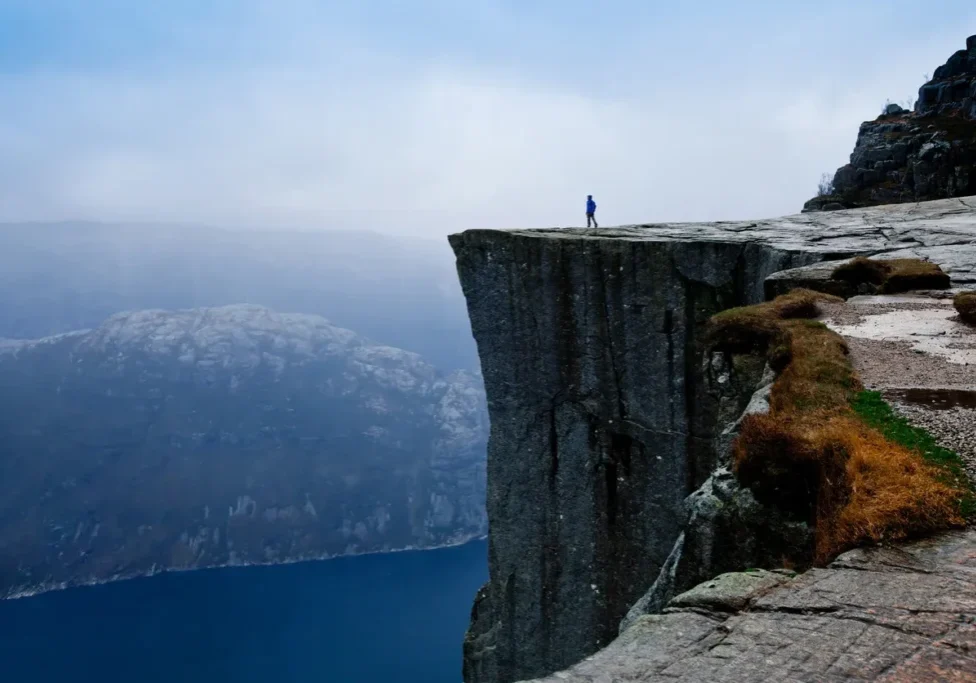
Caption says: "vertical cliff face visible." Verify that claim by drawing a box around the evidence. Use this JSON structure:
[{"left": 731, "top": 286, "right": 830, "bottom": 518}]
[
  {"left": 450, "top": 230, "right": 822, "bottom": 683},
  {"left": 450, "top": 201, "right": 976, "bottom": 683}
]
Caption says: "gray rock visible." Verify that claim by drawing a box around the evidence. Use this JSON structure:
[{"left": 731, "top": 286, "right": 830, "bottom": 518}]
[
  {"left": 806, "top": 38, "right": 976, "bottom": 211},
  {"left": 666, "top": 569, "right": 791, "bottom": 613},
  {"left": 618, "top": 465, "right": 812, "bottom": 631},
  {"left": 451, "top": 199, "right": 976, "bottom": 683},
  {"left": 618, "top": 366, "right": 813, "bottom": 634},
  {"left": 765, "top": 258, "right": 862, "bottom": 299},
  {"left": 832, "top": 163, "right": 856, "bottom": 188},
  {"left": 919, "top": 140, "right": 949, "bottom": 162},
  {"left": 451, "top": 197, "right": 976, "bottom": 683},
  {"left": 524, "top": 529, "right": 976, "bottom": 682},
  {"left": 451, "top": 237, "right": 821, "bottom": 683}
]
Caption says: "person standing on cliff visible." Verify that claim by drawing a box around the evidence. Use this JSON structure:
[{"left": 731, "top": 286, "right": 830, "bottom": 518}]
[{"left": 586, "top": 195, "right": 598, "bottom": 228}]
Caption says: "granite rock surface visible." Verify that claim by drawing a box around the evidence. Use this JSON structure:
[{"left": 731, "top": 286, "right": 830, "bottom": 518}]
[
  {"left": 524, "top": 529, "right": 976, "bottom": 682},
  {"left": 451, "top": 197, "right": 976, "bottom": 683}
]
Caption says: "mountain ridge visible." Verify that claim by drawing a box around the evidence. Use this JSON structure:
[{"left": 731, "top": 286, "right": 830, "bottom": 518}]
[{"left": 0, "top": 304, "right": 488, "bottom": 599}]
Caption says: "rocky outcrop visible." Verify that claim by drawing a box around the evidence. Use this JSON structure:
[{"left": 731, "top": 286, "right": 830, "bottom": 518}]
[
  {"left": 0, "top": 305, "right": 488, "bottom": 598},
  {"left": 450, "top": 197, "right": 976, "bottom": 683},
  {"left": 804, "top": 36, "right": 976, "bottom": 212},
  {"left": 526, "top": 528, "right": 976, "bottom": 682},
  {"left": 619, "top": 365, "right": 813, "bottom": 632}
]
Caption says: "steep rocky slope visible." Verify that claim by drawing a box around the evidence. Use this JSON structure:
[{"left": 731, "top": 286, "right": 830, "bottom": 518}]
[
  {"left": 450, "top": 197, "right": 976, "bottom": 683},
  {"left": 805, "top": 36, "right": 976, "bottom": 212},
  {"left": 0, "top": 305, "right": 487, "bottom": 598}
]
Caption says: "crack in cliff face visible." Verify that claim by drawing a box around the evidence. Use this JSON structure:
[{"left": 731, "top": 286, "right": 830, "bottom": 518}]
[
  {"left": 592, "top": 244, "right": 629, "bottom": 422},
  {"left": 601, "top": 286, "right": 628, "bottom": 420},
  {"left": 548, "top": 408, "right": 560, "bottom": 491}
]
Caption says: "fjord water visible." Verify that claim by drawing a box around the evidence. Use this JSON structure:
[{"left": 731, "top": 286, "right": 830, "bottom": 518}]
[{"left": 0, "top": 539, "right": 487, "bottom": 683}]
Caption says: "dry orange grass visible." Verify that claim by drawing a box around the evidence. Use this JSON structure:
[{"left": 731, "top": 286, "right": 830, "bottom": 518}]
[
  {"left": 769, "top": 320, "right": 858, "bottom": 413},
  {"left": 707, "top": 289, "right": 843, "bottom": 354},
  {"left": 825, "top": 417, "right": 965, "bottom": 559},
  {"left": 726, "top": 290, "right": 967, "bottom": 565},
  {"left": 736, "top": 411, "right": 966, "bottom": 564}
]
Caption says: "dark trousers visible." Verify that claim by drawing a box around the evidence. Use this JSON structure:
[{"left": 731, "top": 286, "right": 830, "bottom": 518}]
[{"left": 587, "top": 212, "right": 598, "bottom": 228}]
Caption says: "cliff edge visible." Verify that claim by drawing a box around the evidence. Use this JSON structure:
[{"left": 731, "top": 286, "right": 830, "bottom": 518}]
[{"left": 450, "top": 197, "right": 976, "bottom": 683}]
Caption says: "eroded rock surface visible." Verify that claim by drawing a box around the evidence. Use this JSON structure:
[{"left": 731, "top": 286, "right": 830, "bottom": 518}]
[
  {"left": 525, "top": 529, "right": 976, "bottom": 682},
  {"left": 619, "top": 367, "right": 813, "bottom": 633}
]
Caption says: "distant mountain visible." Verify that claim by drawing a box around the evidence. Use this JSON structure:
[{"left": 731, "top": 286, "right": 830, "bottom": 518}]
[
  {"left": 0, "top": 222, "right": 478, "bottom": 372},
  {"left": 0, "top": 305, "right": 488, "bottom": 598}
]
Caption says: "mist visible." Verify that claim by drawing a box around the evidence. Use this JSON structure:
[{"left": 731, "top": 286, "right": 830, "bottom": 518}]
[
  {"left": 0, "top": 222, "right": 477, "bottom": 371},
  {"left": 3, "top": 2, "right": 976, "bottom": 236}
]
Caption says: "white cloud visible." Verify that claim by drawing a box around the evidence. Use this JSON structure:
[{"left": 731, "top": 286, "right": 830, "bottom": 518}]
[{"left": 0, "top": 13, "right": 973, "bottom": 237}]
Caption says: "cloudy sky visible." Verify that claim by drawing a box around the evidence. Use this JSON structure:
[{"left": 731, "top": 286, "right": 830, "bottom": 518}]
[{"left": 1, "top": 1, "right": 974, "bottom": 237}]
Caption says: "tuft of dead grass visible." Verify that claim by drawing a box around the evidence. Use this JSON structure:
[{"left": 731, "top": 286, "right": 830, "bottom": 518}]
[
  {"left": 832, "top": 256, "right": 890, "bottom": 286},
  {"left": 822, "top": 417, "right": 965, "bottom": 559},
  {"left": 723, "top": 289, "right": 968, "bottom": 565},
  {"left": 831, "top": 256, "right": 951, "bottom": 294},
  {"left": 769, "top": 320, "right": 858, "bottom": 414},
  {"left": 954, "top": 291, "right": 976, "bottom": 324},
  {"left": 707, "top": 289, "right": 843, "bottom": 353},
  {"left": 734, "top": 411, "right": 851, "bottom": 529}
]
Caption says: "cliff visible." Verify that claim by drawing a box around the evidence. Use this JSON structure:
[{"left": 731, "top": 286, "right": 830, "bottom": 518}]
[
  {"left": 450, "top": 197, "right": 976, "bottom": 683},
  {"left": 804, "top": 36, "right": 976, "bottom": 212},
  {"left": 0, "top": 304, "right": 488, "bottom": 598}
]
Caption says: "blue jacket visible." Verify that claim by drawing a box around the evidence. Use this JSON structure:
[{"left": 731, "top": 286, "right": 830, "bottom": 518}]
[{"left": 586, "top": 198, "right": 596, "bottom": 214}]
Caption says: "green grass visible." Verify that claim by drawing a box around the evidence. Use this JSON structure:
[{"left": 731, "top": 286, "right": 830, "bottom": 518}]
[{"left": 852, "top": 390, "right": 976, "bottom": 518}]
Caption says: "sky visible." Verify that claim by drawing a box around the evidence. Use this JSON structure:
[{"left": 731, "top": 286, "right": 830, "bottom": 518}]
[{"left": 0, "top": 1, "right": 974, "bottom": 237}]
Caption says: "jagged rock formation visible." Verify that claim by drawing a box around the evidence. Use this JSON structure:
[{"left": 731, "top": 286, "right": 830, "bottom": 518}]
[
  {"left": 449, "top": 197, "right": 976, "bottom": 683},
  {"left": 526, "top": 529, "right": 976, "bottom": 682},
  {"left": 0, "top": 305, "right": 488, "bottom": 598},
  {"left": 804, "top": 36, "right": 976, "bottom": 212}
]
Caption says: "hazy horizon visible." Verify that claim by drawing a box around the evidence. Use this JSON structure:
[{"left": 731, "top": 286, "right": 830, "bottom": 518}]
[{"left": 3, "top": 2, "right": 976, "bottom": 237}]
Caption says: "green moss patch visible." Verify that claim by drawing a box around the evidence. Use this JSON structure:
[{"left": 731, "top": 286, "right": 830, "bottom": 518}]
[{"left": 852, "top": 390, "right": 975, "bottom": 517}]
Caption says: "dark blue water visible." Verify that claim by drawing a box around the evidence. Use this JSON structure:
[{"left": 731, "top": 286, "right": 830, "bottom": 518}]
[{"left": 0, "top": 540, "right": 487, "bottom": 683}]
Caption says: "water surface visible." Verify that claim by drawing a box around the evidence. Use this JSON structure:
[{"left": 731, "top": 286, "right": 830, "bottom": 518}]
[{"left": 0, "top": 540, "right": 487, "bottom": 683}]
